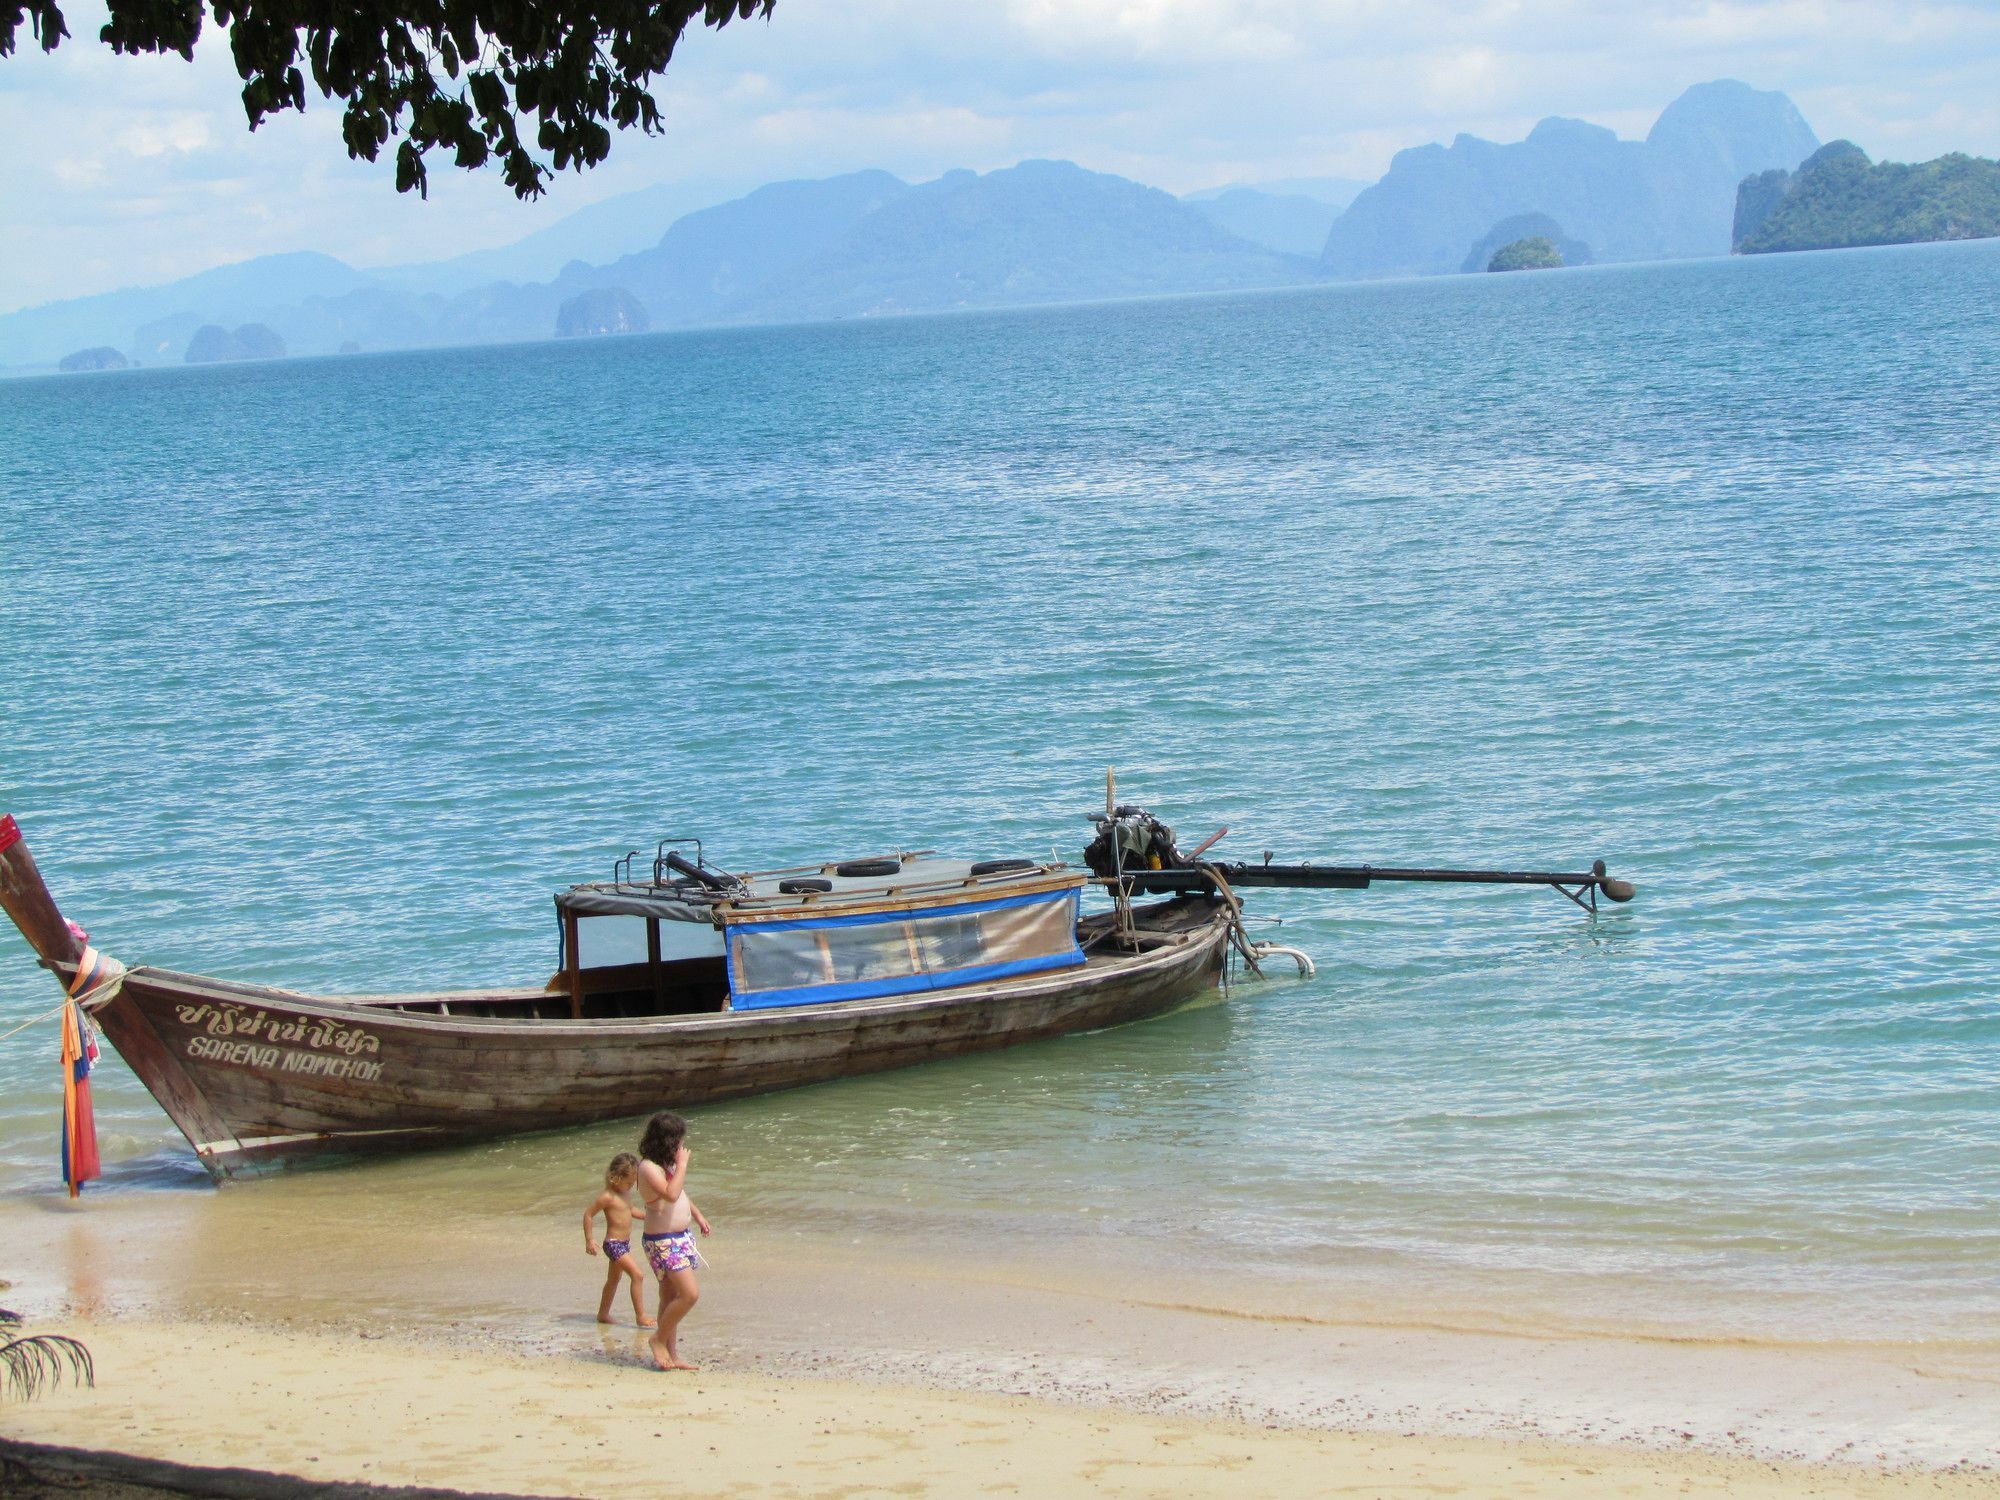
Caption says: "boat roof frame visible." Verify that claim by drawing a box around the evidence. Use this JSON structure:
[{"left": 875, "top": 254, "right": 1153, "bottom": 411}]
[{"left": 556, "top": 854, "right": 1084, "bottom": 927}]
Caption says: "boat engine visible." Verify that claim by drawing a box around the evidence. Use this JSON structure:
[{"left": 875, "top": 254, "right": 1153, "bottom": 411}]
[{"left": 1084, "top": 805, "right": 1189, "bottom": 878}]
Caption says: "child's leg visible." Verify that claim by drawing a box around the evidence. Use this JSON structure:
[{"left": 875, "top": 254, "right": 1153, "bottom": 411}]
[
  {"left": 649, "top": 1268, "right": 701, "bottom": 1370},
  {"left": 617, "top": 1253, "right": 654, "bottom": 1327},
  {"left": 597, "top": 1260, "right": 622, "bottom": 1323}
]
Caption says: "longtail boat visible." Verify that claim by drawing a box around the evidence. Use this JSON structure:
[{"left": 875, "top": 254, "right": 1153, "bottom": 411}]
[{"left": 0, "top": 787, "right": 1632, "bottom": 1180}]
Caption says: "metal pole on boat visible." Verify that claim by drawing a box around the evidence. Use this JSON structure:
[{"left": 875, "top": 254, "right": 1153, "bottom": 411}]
[
  {"left": 0, "top": 815, "right": 84, "bottom": 971},
  {"left": 1108, "top": 859, "right": 1636, "bottom": 912},
  {"left": 1105, "top": 768, "right": 1138, "bottom": 944}
]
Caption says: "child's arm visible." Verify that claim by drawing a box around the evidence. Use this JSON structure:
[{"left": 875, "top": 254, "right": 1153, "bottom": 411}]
[
  {"left": 638, "top": 1149, "right": 689, "bottom": 1203},
  {"left": 688, "top": 1197, "right": 712, "bottom": 1236},
  {"left": 582, "top": 1195, "right": 602, "bottom": 1254}
]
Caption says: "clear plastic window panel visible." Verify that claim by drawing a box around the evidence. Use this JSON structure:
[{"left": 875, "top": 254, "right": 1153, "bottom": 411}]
[{"left": 729, "top": 893, "right": 1078, "bottom": 997}]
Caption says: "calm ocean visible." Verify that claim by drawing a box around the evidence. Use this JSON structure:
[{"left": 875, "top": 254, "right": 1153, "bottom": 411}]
[{"left": 2, "top": 240, "right": 1996, "bottom": 1343}]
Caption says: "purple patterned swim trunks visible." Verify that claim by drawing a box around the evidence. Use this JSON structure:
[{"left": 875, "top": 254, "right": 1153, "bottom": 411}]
[
  {"left": 644, "top": 1229, "right": 702, "bottom": 1277},
  {"left": 603, "top": 1238, "right": 630, "bottom": 1261}
]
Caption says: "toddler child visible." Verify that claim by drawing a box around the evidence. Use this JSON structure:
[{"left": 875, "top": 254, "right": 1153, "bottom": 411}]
[{"left": 583, "top": 1151, "right": 654, "bottom": 1327}]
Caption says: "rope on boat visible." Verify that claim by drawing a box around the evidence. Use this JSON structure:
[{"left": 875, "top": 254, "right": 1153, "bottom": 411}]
[
  {"left": 1202, "top": 866, "right": 1264, "bottom": 979},
  {"left": 0, "top": 961, "right": 133, "bottom": 1046}
]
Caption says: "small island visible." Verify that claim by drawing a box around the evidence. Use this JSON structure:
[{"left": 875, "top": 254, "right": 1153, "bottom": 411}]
[
  {"left": 57, "top": 346, "right": 129, "bottom": 373},
  {"left": 1735, "top": 140, "right": 2000, "bottom": 253},
  {"left": 555, "top": 287, "right": 650, "bottom": 338},
  {"left": 184, "top": 323, "right": 287, "bottom": 363},
  {"left": 1487, "top": 236, "right": 1565, "bottom": 272},
  {"left": 1463, "top": 214, "right": 1591, "bottom": 275}
]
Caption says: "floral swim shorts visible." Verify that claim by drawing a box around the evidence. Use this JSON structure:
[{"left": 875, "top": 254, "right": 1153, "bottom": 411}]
[
  {"left": 602, "top": 1238, "right": 630, "bottom": 1261},
  {"left": 644, "top": 1229, "right": 703, "bottom": 1277}
]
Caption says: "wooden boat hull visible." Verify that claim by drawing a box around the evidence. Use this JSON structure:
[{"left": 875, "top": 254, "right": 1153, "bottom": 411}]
[{"left": 86, "top": 902, "right": 1231, "bottom": 1179}]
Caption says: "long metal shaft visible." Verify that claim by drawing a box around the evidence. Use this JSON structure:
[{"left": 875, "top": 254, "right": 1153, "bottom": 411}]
[{"left": 1107, "top": 859, "right": 1635, "bottom": 907}]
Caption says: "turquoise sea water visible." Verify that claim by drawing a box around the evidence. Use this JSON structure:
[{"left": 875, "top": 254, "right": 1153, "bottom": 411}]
[{"left": 2, "top": 241, "right": 1996, "bottom": 1342}]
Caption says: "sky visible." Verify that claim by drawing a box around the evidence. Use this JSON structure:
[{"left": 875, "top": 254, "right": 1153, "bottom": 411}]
[{"left": 4, "top": 0, "right": 1999, "bottom": 314}]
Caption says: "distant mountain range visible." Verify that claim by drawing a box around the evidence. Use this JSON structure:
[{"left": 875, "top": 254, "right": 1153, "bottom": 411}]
[
  {"left": 0, "top": 163, "right": 1324, "bottom": 368},
  {"left": 1182, "top": 177, "right": 1369, "bottom": 258},
  {"left": 1323, "top": 80, "right": 1820, "bottom": 279},
  {"left": 4, "top": 82, "right": 1838, "bottom": 372}
]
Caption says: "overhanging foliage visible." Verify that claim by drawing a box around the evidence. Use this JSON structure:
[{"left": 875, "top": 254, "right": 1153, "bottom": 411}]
[{"left": 0, "top": 0, "right": 774, "bottom": 198}]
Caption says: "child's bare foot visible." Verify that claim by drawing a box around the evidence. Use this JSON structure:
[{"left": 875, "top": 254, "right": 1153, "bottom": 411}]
[
  {"left": 637, "top": 1316, "right": 657, "bottom": 1329},
  {"left": 648, "top": 1334, "right": 697, "bottom": 1371},
  {"left": 596, "top": 1312, "right": 615, "bottom": 1325}
]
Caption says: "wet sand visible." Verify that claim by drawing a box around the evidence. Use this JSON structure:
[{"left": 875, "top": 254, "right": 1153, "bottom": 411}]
[{"left": 0, "top": 1176, "right": 1994, "bottom": 1493}]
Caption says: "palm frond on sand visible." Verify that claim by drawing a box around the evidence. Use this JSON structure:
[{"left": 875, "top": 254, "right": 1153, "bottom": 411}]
[{"left": 1, "top": 1323, "right": 95, "bottom": 1401}]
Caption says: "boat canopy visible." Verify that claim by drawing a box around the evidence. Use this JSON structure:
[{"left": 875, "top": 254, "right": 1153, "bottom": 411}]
[
  {"left": 556, "top": 856, "right": 1078, "bottom": 925},
  {"left": 555, "top": 886, "right": 715, "bottom": 924},
  {"left": 555, "top": 855, "right": 1089, "bottom": 1011}
]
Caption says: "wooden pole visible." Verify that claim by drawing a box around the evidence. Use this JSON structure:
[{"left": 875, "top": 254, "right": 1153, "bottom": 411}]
[
  {"left": 564, "top": 910, "right": 584, "bottom": 1020},
  {"left": 0, "top": 815, "right": 84, "bottom": 971}
]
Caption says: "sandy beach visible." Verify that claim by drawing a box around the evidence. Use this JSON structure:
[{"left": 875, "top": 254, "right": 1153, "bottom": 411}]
[
  {"left": 2, "top": 1169, "right": 1995, "bottom": 1498},
  {"left": 3, "top": 1314, "right": 1994, "bottom": 1499}
]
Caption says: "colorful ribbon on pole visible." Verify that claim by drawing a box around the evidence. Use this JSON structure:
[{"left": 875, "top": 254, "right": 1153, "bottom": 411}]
[{"left": 58, "top": 944, "right": 111, "bottom": 1197}]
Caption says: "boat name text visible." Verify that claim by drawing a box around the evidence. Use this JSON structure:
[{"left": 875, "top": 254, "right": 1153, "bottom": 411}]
[
  {"left": 182, "top": 1034, "right": 385, "bottom": 1081},
  {"left": 174, "top": 1001, "right": 382, "bottom": 1056}
]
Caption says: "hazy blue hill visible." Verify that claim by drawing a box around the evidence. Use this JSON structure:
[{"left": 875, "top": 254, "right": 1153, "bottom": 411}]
[
  {"left": 1643, "top": 80, "right": 1822, "bottom": 255},
  {"left": 1184, "top": 176, "right": 1369, "bottom": 208},
  {"left": 0, "top": 252, "right": 367, "bottom": 368},
  {"left": 1736, "top": 141, "right": 2000, "bottom": 253},
  {"left": 555, "top": 287, "right": 650, "bottom": 337},
  {"left": 371, "top": 181, "right": 729, "bottom": 295},
  {"left": 183, "top": 322, "right": 285, "bottom": 363},
  {"left": 1322, "top": 80, "right": 1818, "bottom": 279},
  {"left": 559, "top": 171, "right": 911, "bottom": 326},
  {"left": 1184, "top": 188, "right": 1346, "bottom": 257},
  {"left": 57, "top": 346, "right": 128, "bottom": 373},
  {"left": 733, "top": 160, "right": 1321, "bottom": 322}
]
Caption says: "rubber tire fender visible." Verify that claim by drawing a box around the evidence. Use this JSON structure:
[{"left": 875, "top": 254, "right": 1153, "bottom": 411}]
[
  {"left": 834, "top": 859, "right": 901, "bottom": 878},
  {"left": 969, "top": 858, "right": 1036, "bottom": 876}
]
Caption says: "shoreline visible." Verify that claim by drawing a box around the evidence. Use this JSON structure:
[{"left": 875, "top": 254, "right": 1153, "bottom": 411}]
[
  {"left": 2, "top": 1183, "right": 1995, "bottom": 1480},
  {"left": 3, "top": 1315, "right": 1994, "bottom": 1499}
]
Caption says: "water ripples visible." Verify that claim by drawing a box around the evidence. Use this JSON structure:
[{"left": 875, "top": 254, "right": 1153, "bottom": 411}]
[{"left": 1, "top": 240, "right": 1997, "bottom": 1340}]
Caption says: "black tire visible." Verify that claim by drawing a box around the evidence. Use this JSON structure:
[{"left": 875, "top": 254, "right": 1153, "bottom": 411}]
[
  {"left": 834, "top": 859, "right": 901, "bottom": 878},
  {"left": 778, "top": 877, "right": 835, "bottom": 894},
  {"left": 969, "top": 858, "right": 1036, "bottom": 876}
]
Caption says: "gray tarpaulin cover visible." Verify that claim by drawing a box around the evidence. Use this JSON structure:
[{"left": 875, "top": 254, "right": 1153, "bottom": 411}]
[{"left": 554, "top": 886, "right": 717, "bottom": 924}]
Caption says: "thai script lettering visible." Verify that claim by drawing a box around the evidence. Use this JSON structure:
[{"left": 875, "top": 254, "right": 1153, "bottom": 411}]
[{"left": 173, "top": 1000, "right": 381, "bottom": 1056}]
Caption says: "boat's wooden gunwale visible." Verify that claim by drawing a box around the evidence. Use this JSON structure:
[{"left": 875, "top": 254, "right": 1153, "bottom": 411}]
[
  {"left": 62, "top": 906, "right": 1220, "bottom": 1042},
  {"left": 108, "top": 948, "right": 1206, "bottom": 1041}
]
